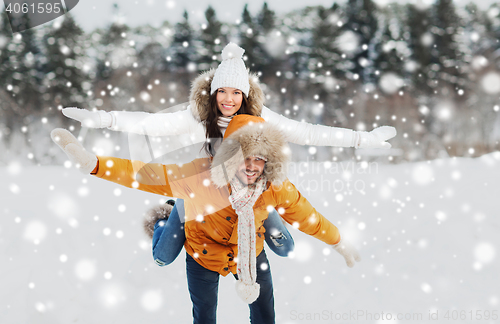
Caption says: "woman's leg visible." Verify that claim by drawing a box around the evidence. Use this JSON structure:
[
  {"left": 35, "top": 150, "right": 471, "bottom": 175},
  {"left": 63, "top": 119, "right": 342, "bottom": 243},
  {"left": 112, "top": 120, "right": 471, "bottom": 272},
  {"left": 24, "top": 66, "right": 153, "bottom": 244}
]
[
  {"left": 152, "top": 199, "right": 186, "bottom": 266},
  {"left": 249, "top": 249, "right": 275, "bottom": 324},
  {"left": 186, "top": 253, "right": 220, "bottom": 324},
  {"left": 263, "top": 209, "right": 295, "bottom": 257}
]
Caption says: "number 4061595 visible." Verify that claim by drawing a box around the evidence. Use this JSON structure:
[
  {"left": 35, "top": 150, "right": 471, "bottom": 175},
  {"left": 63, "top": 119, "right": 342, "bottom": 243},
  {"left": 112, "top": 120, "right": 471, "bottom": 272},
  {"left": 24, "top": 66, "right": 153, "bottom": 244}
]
[
  {"left": 5, "top": 2, "right": 62, "bottom": 14},
  {"left": 443, "top": 310, "right": 498, "bottom": 321}
]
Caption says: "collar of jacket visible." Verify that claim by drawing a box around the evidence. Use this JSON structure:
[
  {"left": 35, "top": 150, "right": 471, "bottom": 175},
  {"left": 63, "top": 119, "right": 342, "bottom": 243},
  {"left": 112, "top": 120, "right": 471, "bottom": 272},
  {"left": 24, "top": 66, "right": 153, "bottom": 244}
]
[{"left": 225, "top": 180, "right": 272, "bottom": 196}]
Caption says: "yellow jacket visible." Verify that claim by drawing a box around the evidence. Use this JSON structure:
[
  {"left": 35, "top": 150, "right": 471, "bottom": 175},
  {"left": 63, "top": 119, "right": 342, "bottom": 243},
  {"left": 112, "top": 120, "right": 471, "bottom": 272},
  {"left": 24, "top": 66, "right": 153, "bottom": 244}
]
[{"left": 93, "top": 156, "right": 341, "bottom": 275}]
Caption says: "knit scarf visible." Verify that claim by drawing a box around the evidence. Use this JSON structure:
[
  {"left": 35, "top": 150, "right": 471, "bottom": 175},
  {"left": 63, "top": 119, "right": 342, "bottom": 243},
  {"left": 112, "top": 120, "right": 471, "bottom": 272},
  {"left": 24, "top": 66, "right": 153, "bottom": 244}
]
[
  {"left": 229, "top": 174, "right": 267, "bottom": 304},
  {"left": 207, "top": 116, "right": 233, "bottom": 154},
  {"left": 217, "top": 116, "right": 233, "bottom": 130}
]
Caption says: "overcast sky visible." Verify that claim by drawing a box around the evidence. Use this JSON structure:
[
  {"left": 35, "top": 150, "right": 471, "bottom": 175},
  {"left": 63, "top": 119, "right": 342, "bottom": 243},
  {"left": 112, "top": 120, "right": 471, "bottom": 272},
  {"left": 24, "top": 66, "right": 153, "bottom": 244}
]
[{"left": 64, "top": 0, "right": 498, "bottom": 32}]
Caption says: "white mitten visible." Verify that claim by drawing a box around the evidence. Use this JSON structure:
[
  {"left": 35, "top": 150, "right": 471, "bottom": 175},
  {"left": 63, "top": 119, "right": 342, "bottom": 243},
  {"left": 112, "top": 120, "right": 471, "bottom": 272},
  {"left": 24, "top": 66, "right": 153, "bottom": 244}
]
[
  {"left": 51, "top": 128, "right": 97, "bottom": 174},
  {"left": 62, "top": 107, "right": 113, "bottom": 128},
  {"left": 355, "top": 126, "right": 396, "bottom": 149},
  {"left": 332, "top": 238, "right": 361, "bottom": 268}
]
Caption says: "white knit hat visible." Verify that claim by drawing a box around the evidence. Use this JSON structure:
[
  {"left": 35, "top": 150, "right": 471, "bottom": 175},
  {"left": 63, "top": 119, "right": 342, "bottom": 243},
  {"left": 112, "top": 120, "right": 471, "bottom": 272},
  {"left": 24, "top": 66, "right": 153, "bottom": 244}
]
[{"left": 210, "top": 43, "right": 250, "bottom": 97}]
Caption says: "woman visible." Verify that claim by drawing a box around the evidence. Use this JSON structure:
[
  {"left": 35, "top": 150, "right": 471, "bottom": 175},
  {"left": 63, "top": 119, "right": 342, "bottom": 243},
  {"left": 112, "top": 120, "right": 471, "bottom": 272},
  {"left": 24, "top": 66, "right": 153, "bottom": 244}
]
[{"left": 62, "top": 42, "right": 396, "bottom": 265}]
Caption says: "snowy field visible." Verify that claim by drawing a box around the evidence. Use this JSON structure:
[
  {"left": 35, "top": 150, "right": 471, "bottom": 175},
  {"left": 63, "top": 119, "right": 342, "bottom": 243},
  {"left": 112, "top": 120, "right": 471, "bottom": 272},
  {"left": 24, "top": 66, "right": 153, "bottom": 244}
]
[{"left": 1, "top": 153, "right": 499, "bottom": 324}]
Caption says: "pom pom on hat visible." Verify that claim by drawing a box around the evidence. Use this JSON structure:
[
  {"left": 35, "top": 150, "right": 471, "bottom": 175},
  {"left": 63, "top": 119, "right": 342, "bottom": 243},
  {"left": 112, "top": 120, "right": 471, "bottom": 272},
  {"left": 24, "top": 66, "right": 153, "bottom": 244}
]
[
  {"left": 211, "top": 42, "right": 250, "bottom": 97},
  {"left": 235, "top": 280, "right": 260, "bottom": 304},
  {"left": 221, "top": 42, "right": 245, "bottom": 60}
]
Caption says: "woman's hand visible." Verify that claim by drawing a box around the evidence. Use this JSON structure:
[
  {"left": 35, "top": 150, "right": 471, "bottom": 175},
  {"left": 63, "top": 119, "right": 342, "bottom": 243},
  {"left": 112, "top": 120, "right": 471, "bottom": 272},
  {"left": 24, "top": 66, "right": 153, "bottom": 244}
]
[
  {"left": 356, "top": 126, "right": 397, "bottom": 149},
  {"left": 62, "top": 107, "right": 113, "bottom": 128}
]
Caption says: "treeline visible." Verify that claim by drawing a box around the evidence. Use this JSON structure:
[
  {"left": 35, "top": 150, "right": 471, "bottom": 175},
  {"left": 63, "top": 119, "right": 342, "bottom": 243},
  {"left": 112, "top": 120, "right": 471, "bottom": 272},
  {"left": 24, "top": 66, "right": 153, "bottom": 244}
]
[{"left": 1, "top": 0, "right": 500, "bottom": 165}]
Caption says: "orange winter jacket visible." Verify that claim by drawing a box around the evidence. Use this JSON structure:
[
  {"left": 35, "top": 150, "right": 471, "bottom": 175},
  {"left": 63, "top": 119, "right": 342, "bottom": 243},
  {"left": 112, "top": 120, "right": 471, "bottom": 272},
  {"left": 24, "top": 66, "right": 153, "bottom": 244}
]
[{"left": 93, "top": 156, "right": 341, "bottom": 276}]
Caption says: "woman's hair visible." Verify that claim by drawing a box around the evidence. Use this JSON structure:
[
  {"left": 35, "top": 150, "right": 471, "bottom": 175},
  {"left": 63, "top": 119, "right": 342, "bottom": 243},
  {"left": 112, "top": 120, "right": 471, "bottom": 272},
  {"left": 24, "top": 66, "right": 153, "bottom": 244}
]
[{"left": 203, "top": 90, "right": 251, "bottom": 156}]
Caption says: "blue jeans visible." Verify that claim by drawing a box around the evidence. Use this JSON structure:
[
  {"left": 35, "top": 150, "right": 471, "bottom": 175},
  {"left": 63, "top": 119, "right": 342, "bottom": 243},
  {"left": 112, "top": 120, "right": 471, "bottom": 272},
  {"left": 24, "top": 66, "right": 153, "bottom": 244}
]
[
  {"left": 152, "top": 199, "right": 294, "bottom": 266},
  {"left": 263, "top": 210, "right": 295, "bottom": 257},
  {"left": 186, "top": 250, "right": 275, "bottom": 324}
]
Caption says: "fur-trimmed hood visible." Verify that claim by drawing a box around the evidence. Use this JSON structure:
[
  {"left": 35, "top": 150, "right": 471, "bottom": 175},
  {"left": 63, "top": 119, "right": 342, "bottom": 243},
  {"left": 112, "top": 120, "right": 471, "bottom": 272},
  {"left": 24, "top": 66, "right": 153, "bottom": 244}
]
[
  {"left": 210, "top": 115, "right": 290, "bottom": 187},
  {"left": 189, "top": 69, "right": 265, "bottom": 122}
]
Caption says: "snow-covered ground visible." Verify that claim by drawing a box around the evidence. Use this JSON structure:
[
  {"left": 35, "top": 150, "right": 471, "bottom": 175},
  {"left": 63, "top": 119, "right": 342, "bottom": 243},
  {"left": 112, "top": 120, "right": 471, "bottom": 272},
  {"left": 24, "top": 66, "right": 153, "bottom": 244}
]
[{"left": 1, "top": 153, "right": 499, "bottom": 323}]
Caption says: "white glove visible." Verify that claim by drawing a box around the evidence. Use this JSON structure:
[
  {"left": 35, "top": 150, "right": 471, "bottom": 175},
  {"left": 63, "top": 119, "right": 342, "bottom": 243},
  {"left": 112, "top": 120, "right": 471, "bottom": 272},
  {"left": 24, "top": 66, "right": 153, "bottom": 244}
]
[
  {"left": 332, "top": 238, "right": 361, "bottom": 268},
  {"left": 51, "top": 128, "right": 98, "bottom": 174},
  {"left": 355, "top": 126, "right": 396, "bottom": 149},
  {"left": 62, "top": 107, "right": 113, "bottom": 128}
]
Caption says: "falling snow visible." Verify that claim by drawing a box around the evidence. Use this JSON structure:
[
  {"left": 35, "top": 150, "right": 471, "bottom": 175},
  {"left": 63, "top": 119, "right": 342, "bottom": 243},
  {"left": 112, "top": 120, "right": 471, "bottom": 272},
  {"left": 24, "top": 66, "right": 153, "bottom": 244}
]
[
  {"left": 141, "top": 289, "right": 163, "bottom": 311},
  {"left": 336, "top": 30, "right": 360, "bottom": 54},
  {"left": 480, "top": 72, "right": 500, "bottom": 94},
  {"left": 1, "top": 152, "right": 498, "bottom": 322},
  {"left": 1, "top": 0, "right": 500, "bottom": 321},
  {"left": 474, "top": 242, "right": 496, "bottom": 264},
  {"left": 411, "top": 164, "right": 434, "bottom": 186},
  {"left": 74, "top": 259, "right": 97, "bottom": 281},
  {"left": 379, "top": 73, "right": 404, "bottom": 95}
]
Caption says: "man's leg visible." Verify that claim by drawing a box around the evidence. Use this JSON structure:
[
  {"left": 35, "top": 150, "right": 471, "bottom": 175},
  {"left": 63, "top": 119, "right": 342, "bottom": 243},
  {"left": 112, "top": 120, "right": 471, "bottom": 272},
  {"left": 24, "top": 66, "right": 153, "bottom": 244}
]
[
  {"left": 186, "top": 253, "right": 220, "bottom": 324},
  {"left": 249, "top": 249, "right": 275, "bottom": 324}
]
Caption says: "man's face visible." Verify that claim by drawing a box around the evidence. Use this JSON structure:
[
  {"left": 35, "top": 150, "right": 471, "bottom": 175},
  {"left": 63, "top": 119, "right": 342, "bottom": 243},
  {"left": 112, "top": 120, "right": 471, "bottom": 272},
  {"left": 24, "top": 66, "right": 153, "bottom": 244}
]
[{"left": 235, "top": 156, "right": 266, "bottom": 185}]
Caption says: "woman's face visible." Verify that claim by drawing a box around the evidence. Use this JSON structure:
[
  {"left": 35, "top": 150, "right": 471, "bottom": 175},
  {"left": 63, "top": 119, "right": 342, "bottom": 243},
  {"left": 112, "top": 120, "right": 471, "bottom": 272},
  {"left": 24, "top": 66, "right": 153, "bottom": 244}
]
[{"left": 216, "top": 87, "right": 243, "bottom": 117}]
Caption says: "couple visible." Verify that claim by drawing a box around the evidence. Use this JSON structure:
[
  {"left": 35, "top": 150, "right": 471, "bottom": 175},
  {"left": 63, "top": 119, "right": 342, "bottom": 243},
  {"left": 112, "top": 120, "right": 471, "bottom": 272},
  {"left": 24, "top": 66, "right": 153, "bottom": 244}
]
[{"left": 53, "top": 43, "right": 395, "bottom": 323}]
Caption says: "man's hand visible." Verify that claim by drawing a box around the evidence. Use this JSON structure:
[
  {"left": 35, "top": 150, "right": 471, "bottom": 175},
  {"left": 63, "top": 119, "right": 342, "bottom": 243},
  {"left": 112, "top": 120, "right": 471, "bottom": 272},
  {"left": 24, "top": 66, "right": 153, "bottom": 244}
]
[
  {"left": 332, "top": 238, "right": 361, "bottom": 268},
  {"left": 51, "top": 128, "right": 97, "bottom": 174}
]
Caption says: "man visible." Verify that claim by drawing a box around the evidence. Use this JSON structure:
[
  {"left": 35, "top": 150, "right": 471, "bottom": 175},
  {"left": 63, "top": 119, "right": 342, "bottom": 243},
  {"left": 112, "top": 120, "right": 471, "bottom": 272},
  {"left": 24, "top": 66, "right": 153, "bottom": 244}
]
[{"left": 51, "top": 115, "right": 360, "bottom": 324}]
